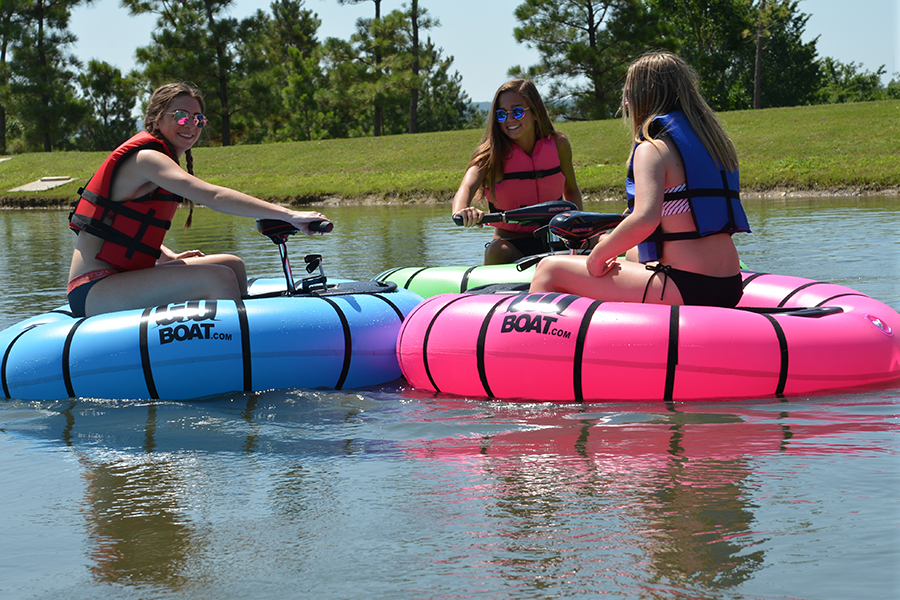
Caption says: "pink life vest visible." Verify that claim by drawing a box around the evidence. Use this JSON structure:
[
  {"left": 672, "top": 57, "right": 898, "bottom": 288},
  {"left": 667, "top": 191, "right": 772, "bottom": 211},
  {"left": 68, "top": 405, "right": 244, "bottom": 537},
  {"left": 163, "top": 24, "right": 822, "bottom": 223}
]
[{"left": 485, "top": 136, "right": 565, "bottom": 234}]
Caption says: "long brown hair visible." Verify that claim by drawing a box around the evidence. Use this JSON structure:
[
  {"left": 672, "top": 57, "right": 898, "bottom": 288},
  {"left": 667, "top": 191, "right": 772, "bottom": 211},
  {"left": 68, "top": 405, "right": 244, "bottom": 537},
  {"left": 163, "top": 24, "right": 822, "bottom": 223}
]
[
  {"left": 623, "top": 52, "right": 738, "bottom": 171},
  {"left": 144, "top": 82, "right": 205, "bottom": 228},
  {"left": 468, "top": 79, "right": 557, "bottom": 194}
]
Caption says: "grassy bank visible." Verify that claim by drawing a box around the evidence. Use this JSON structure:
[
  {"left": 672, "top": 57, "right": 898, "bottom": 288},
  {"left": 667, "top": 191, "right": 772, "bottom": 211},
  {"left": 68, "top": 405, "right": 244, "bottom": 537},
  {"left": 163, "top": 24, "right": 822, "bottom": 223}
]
[{"left": 1, "top": 100, "right": 897, "bottom": 208}]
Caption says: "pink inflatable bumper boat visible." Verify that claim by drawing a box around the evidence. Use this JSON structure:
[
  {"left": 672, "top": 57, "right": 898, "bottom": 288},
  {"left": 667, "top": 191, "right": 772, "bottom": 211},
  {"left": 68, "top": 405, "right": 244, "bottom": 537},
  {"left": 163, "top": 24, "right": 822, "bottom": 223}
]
[{"left": 397, "top": 271, "right": 900, "bottom": 402}]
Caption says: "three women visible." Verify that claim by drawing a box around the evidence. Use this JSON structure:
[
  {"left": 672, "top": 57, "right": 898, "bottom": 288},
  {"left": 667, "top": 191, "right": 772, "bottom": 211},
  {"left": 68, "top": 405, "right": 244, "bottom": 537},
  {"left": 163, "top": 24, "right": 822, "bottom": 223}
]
[{"left": 71, "top": 51, "right": 749, "bottom": 318}]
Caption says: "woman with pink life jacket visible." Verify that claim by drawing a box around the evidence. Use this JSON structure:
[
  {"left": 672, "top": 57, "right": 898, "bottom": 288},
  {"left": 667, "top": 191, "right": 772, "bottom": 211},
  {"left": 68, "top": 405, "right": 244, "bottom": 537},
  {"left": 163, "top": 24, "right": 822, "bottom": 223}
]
[
  {"left": 451, "top": 79, "right": 583, "bottom": 265},
  {"left": 67, "top": 82, "right": 328, "bottom": 318}
]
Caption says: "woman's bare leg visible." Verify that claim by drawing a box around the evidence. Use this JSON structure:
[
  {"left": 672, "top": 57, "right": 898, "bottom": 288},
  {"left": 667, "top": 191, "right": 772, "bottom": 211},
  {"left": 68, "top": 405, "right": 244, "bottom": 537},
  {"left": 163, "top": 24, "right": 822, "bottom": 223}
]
[
  {"left": 84, "top": 262, "right": 242, "bottom": 317},
  {"left": 529, "top": 255, "right": 683, "bottom": 304},
  {"left": 176, "top": 254, "right": 248, "bottom": 295},
  {"left": 484, "top": 238, "right": 525, "bottom": 265}
]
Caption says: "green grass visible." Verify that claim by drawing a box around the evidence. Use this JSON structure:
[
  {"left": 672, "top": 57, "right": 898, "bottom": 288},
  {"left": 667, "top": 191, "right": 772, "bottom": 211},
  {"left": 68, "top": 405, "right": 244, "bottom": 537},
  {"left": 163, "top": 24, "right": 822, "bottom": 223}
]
[{"left": 1, "top": 100, "right": 897, "bottom": 208}]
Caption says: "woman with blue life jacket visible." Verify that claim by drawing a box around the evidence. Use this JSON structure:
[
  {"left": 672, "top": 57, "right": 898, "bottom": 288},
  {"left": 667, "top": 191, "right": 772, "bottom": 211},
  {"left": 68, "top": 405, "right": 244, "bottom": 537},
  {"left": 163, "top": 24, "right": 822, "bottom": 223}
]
[
  {"left": 530, "top": 52, "right": 750, "bottom": 307},
  {"left": 451, "top": 79, "right": 583, "bottom": 264},
  {"left": 67, "top": 82, "right": 328, "bottom": 318}
]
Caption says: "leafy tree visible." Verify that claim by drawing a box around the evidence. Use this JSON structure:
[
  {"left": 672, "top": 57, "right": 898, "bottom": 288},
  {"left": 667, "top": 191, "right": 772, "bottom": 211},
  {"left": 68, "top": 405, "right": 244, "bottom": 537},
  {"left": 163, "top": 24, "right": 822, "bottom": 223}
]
[
  {"left": 338, "top": 0, "right": 385, "bottom": 135},
  {"left": 9, "top": 0, "right": 88, "bottom": 151},
  {"left": 747, "top": 0, "right": 820, "bottom": 108},
  {"left": 752, "top": 0, "right": 772, "bottom": 108},
  {"left": 885, "top": 75, "right": 900, "bottom": 100},
  {"left": 648, "top": 0, "right": 755, "bottom": 111},
  {"left": 348, "top": 2, "right": 412, "bottom": 136},
  {"left": 126, "top": 0, "right": 214, "bottom": 120},
  {"left": 76, "top": 60, "right": 139, "bottom": 150},
  {"left": 511, "top": 0, "right": 674, "bottom": 120},
  {"left": 316, "top": 36, "right": 370, "bottom": 138},
  {"left": 414, "top": 41, "right": 480, "bottom": 132},
  {"left": 200, "top": 0, "right": 242, "bottom": 145},
  {"left": 268, "top": 0, "right": 322, "bottom": 141},
  {"left": 407, "top": 0, "right": 422, "bottom": 133},
  {"left": 125, "top": 0, "right": 261, "bottom": 146},
  {"left": 650, "top": 0, "right": 819, "bottom": 110},
  {"left": 817, "top": 58, "right": 887, "bottom": 104},
  {"left": 0, "top": 0, "right": 29, "bottom": 154},
  {"left": 356, "top": 9, "right": 417, "bottom": 135},
  {"left": 226, "top": 0, "right": 323, "bottom": 143},
  {"left": 346, "top": 6, "right": 475, "bottom": 136},
  {"left": 282, "top": 44, "right": 325, "bottom": 141},
  {"left": 405, "top": 0, "right": 441, "bottom": 133}
]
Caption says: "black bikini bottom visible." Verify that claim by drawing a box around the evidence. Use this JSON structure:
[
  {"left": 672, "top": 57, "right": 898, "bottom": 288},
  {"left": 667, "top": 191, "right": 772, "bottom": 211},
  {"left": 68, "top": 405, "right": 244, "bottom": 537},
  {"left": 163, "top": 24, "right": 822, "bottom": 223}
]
[{"left": 643, "top": 264, "right": 743, "bottom": 308}]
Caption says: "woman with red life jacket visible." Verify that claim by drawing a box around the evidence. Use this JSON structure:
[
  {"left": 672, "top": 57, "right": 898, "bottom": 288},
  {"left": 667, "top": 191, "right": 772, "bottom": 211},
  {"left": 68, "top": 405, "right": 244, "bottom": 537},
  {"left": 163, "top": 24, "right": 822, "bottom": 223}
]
[
  {"left": 67, "top": 82, "right": 328, "bottom": 318},
  {"left": 529, "top": 52, "right": 750, "bottom": 307},
  {"left": 451, "top": 79, "right": 582, "bottom": 264}
]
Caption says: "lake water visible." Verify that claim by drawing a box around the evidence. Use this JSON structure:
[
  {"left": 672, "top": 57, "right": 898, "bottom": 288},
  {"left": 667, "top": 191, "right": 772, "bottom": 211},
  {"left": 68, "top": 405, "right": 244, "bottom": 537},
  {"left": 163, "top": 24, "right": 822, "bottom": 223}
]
[{"left": 1, "top": 196, "right": 898, "bottom": 599}]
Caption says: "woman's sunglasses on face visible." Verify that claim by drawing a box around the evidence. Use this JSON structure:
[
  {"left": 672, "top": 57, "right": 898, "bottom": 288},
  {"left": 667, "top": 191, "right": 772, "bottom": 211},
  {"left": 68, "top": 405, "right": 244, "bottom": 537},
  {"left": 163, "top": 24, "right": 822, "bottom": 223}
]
[
  {"left": 171, "top": 110, "right": 208, "bottom": 128},
  {"left": 495, "top": 106, "right": 530, "bottom": 123}
]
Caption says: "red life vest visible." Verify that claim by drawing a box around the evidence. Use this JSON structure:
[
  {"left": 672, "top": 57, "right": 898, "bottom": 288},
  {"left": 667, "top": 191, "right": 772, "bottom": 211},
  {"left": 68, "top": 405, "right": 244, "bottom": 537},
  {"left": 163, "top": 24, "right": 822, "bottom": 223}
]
[
  {"left": 69, "top": 132, "right": 183, "bottom": 271},
  {"left": 485, "top": 136, "right": 565, "bottom": 234}
]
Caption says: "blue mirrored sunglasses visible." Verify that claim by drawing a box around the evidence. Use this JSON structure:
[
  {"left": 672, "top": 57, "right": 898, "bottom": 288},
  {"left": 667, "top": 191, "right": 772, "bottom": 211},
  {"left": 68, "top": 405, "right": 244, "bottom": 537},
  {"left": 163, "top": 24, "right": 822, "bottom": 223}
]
[
  {"left": 171, "top": 110, "right": 208, "bottom": 128},
  {"left": 495, "top": 106, "right": 530, "bottom": 123}
]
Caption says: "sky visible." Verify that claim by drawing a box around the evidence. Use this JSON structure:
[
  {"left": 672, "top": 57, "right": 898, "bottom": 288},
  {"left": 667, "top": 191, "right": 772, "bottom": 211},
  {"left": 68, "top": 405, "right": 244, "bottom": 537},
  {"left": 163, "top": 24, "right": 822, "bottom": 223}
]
[{"left": 68, "top": 0, "right": 899, "bottom": 103}]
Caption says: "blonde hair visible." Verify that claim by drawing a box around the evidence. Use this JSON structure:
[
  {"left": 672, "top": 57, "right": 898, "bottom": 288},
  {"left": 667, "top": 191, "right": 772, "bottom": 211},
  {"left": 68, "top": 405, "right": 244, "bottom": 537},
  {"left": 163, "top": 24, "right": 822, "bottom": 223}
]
[
  {"left": 144, "top": 82, "right": 206, "bottom": 228},
  {"left": 623, "top": 52, "right": 738, "bottom": 171},
  {"left": 468, "top": 79, "right": 556, "bottom": 193}
]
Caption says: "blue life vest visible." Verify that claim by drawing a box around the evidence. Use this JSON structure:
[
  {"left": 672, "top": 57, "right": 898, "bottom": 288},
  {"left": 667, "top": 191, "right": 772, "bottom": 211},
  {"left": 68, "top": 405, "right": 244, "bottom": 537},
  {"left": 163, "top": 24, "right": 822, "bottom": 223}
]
[{"left": 626, "top": 111, "right": 750, "bottom": 263}]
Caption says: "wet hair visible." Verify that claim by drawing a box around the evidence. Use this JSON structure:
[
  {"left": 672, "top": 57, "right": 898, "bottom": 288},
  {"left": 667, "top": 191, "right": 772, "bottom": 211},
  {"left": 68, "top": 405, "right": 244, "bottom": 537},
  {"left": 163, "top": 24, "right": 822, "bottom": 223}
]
[
  {"left": 468, "top": 79, "right": 557, "bottom": 193},
  {"left": 623, "top": 51, "right": 738, "bottom": 171},
  {"left": 144, "top": 82, "right": 206, "bottom": 228}
]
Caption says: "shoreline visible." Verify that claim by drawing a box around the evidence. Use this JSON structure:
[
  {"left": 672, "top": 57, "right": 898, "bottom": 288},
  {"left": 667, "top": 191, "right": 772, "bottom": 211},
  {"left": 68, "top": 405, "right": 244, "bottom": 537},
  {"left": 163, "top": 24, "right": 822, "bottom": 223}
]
[{"left": 1, "top": 185, "right": 897, "bottom": 209}]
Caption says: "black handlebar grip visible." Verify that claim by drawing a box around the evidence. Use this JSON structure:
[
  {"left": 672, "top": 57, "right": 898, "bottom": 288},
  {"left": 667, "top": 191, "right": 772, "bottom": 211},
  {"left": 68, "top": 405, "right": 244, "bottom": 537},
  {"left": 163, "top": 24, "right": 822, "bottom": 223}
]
[{"left": 308, "top": 219, "right": 334, "bottom": 233}]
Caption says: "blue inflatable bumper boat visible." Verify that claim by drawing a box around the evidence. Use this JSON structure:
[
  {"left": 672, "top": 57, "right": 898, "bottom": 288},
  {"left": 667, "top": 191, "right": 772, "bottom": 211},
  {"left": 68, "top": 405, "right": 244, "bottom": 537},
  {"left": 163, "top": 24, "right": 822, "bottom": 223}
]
[{"left": 0, "top": 219, "right": 423, "bottom": 400}]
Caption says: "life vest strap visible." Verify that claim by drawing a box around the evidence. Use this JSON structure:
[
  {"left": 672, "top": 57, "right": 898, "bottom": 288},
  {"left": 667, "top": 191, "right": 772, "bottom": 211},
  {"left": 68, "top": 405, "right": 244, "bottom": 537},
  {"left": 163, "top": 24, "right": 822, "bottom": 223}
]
[
  {"left": 501, "top": 166, "right": 563, "bottom": 181},
  {"left": 643, "top": 227, "right": 702, "bottom": 246},
  {"left": 69, "top": 212, "right": 165, "bottom": 260},
  {"left": 70, "top": 189, "right": 178, "bottom": 260},
  {"left": 663, "top": 187, "right": 742, "bottom": 202},
  {"left": 76, "top": 188, "right": 175, "bottom": 230}
]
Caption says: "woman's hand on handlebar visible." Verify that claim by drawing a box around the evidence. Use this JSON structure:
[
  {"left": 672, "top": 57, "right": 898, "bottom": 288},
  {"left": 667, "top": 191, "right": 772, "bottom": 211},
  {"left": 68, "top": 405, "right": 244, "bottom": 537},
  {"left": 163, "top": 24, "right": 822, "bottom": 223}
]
[
  {"left": 453, "top": 206, "right": 484, "bottom": 228},
  {"left": 286, "top": 210, "right": 331, "bottom": 235}
]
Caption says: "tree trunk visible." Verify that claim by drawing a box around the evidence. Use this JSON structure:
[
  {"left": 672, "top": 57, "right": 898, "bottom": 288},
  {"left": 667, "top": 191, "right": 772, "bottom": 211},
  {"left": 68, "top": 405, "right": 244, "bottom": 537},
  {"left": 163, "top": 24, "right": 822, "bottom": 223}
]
[
  {"left": 0, "top": 22, "right": 8, "bottom": 155},
  {"left": 754, "top": 0, "right": 766, "bottom": 110},
  {"left": 204, "top": 0, "right": 231, "bottom": 145},
  {"left": 35, "top": 1, "right": 51, "bottom": 151},
  {"left": 373, "top": 0, "right": 383, "bottom": 136},
  {"left": 408, "top": 0, "right": 419, "bottom": 134}
]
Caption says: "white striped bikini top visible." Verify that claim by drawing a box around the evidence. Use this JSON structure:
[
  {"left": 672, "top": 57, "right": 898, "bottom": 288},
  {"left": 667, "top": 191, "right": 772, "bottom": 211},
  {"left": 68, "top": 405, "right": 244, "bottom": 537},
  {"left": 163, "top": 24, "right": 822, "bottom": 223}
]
[{"left": 661, "top": 183, "right": 692, "bottom": 217}]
